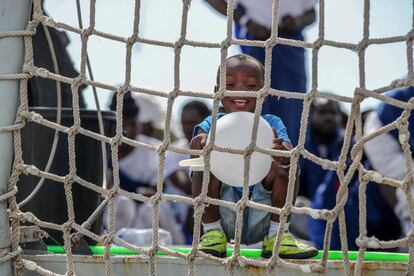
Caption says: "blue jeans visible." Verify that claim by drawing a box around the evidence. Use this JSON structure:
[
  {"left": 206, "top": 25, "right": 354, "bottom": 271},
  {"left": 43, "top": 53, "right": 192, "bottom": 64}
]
[{"left": 219, "top": 182, "right": 272, "bottom": 245}]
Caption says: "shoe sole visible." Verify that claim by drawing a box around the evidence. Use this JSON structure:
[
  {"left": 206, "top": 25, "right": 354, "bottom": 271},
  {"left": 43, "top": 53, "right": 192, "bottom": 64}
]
[
  {"left": 262, "top": 249, "right": 318, "bottom": 259},
  {"left": 200, "top": 249, "right": 226, "bottom": 258}
]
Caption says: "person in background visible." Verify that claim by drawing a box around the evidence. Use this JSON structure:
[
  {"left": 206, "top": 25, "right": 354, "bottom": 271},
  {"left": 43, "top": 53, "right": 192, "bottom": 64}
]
[
  {"left": 164, "top": 101, "right": 211, "bottom": 244},
  {"left": 364, "top": 87, "right": 412, "bottom": 238},
  {"left": 299, "top": 98, "right": 344, "bottom": 200},
  {"left": 103, "top": 92, "right": 185, "bottom": 245},
  {"left": 308, "top": 90, "right": 407, "bottom": 250},
  {"left": 204, "top": 0, "right": 317, "bottom": 145},
  {"left": 135, "top": 94, "right": 165, "bottom": 140}
]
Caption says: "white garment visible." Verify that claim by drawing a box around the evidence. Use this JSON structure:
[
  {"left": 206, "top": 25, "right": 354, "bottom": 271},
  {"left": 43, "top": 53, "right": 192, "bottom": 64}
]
[
  {"left": 364, "top": 112, "right": 409, "bottom": 181},
  {"left": 102, "top": 195, "right": 138, "bottom": 233},
  {"left": 119, "top": 134, "right": 161, "bottom": 187},
  {"left": 103, "top": 196, "right": 185, "bottom": 245},
  {"left": 164, "top": 138, "right": 191, "bottom": 224},
  {"left": 164, "top": 138, "right": 190, "bottom": 178},
  {"left": 236, "top": 0, "right": 317, "bottom": 29},
  {"left": 364, "top": 112, "right": 414, "bottom": 235},
  {"left": 134, "top": 202, "right": 185, "bottom": 245},
  {"left": 134, "top": 95, "right": 164, "bottom": 124}
]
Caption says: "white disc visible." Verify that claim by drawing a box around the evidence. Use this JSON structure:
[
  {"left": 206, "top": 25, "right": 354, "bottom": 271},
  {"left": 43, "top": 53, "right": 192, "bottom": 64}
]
[{"left": 208, "top": 112, "right": 274, "bottom": 187}]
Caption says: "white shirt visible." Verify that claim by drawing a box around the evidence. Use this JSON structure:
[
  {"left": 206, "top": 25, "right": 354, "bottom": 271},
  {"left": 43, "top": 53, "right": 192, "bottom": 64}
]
[
  {"left": 164, "top": 138, "right": 191, "bottom": 224},
  {"left": 119, "top": 134, "right": 161, "bottom": 187},
  {"left": 236, "top": 0, "right": 317, "bottom": 29},
  {"left": 164, "top": 138, "right": 190, "bottom": 179}
]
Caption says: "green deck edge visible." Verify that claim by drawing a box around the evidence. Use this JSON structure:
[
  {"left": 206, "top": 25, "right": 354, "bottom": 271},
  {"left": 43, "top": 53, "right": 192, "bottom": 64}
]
[{"left": 47, "top": 246, "right": 408, "bottom": 262}]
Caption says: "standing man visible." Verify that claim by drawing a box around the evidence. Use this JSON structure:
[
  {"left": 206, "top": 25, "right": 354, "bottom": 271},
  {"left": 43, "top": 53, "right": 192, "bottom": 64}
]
[{"left": 204, "top": 0, "right": 317, "bottom": 145}]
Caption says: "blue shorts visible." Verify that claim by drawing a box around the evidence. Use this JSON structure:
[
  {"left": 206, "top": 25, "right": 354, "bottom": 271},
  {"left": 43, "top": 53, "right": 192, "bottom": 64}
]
[{"left": 219, "top": 182, "right": 272, "bottom": 245}]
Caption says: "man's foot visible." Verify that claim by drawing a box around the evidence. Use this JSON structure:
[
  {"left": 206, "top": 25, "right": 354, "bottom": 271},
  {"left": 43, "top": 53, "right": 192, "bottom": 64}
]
[
  {"left": 262, "top": 232, "right": 318, "bottom": 259},
  {"left": 198, "top": 229, "right": 227, "bottom": 258}
]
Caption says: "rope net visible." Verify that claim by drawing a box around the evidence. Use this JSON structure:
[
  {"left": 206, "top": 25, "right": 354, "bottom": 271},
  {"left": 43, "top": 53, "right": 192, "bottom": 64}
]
[{"left": 0, "top": 0, "right": 414, "bottom": 275}]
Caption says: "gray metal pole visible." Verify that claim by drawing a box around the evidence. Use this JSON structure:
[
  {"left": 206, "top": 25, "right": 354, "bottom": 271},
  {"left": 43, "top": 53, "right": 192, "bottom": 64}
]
[{"left": 0, "top": 0, "right": 32, "bottom": 275}]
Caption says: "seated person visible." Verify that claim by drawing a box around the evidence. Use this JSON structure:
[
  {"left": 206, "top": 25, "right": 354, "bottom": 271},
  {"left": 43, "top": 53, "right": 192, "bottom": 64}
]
[
  {"left": 308, "top": 88, "right": 407, "bottom": 250},
  {"left": 190, "top": 54, "right": 317, "bottom": 258},
  {"left": 103, "top": 92, "right": 185, "bottom": 245},
  {"left": 164, "top": 101, "right": 211, "bottom": 243},
  {"left": 299, "top": 98, "right": 344, "bottom": 200}
]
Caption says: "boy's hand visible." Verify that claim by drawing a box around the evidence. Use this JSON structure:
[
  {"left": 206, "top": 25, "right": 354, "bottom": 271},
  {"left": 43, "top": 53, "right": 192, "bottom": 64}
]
[{"left": 190, "top": 133, "right": 208, "bottom": 150}]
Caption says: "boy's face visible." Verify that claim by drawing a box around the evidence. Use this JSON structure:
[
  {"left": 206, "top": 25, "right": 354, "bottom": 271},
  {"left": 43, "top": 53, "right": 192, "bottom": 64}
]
[{"left": 217, "top": 60, "right": 263, "bottom": 113}]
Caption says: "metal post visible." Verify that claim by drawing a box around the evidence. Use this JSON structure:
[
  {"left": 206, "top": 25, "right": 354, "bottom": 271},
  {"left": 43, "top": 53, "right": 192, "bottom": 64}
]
[{"left": 0, "top": 0, "right": 32, "bottom": 275}]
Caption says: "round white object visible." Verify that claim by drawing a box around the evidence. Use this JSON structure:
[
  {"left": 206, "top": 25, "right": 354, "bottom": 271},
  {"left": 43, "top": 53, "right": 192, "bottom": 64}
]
[{"left": 208, "top": 112, "right": 274, "bottom": 187}]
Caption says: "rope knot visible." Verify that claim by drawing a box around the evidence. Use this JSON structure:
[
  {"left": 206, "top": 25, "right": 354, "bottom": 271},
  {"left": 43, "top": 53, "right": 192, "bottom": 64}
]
[
  {"left": 169, "top": 89, "right": 179, "bottom": 100},
  {"left": 107, "top": 188, "right": 118, "bottom": 199},
  {"left": 62, "top": 221, "right": 72, "bottom": 232},
  {"left": 214, "top": 90, "right": 225, "bottom": 101},
  {"left": 71, "top": 76, "right": 84, "bottom": 91},
  {"left": 354, "top": 88, "right": 367, "bottom": 102},
  {"left": 31, "top": 10, "right": 44, "bottom": 24},
  {"left": 158, "top": 142, "right": 170, "bottom": 154},
  {"left": 407, "top": 29, "right": 414, "bottom": 41},
  {"left": 221, "top": 38, "right": 232, "bottom": 49},
  {"left": 34, "top": 67, "right": 50, "bottom": 79},
  {"left": 111, "top": 133, "right": 123, "bottom": 147},
  {"left": 67, "top": 125, "right": 80, "bottom": 138},
  {"left": 313, "top": 38, "right": 323, "bottom": 50},
  {"left": 203, "top": 143, "right": 214, "bottom": 155},
  {"left": 81, "top": 26, "right": 94, "bottom": 39},
  {"left": 64, "top": 173, "right": 76, "bottom": 186},
  {"left": 264, "top": 39, "right": 276, "bottom": 49},
  {"left": 186, "top": 248, "right": 197, "bottom": 261},
  {"left": 42, "top": 16, "right": 57, "bottom": 28},
  {"left": 357, "top": 39, "right": 369, "bottom": 52},
  {"left": 117, "top": 84, "right": 130, "bottom": 95},
  {"left": 235, "top": 198, "right": 247, "bottom": 213},
  {"left": 193, "top": 197, "right": 204, "bottom": 209},
  {"left": 126, "top": 35, "right": 137, "bottom": 45},
  {"left": 175, "top": 38, "right": 185, "bottom": 50},
  {"left": 150, "top": 192, "right": 162, "bottom": 205},
  {"left": 225, "top": 255, "right": 238, "bottom": 271},
  {"left": 243, "top": 142, "right": 255, "bottom": 159}
]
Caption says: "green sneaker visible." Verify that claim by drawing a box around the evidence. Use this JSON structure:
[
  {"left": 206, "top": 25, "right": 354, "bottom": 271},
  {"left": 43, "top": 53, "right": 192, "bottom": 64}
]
[
  {"left": 262, "top": 232, "right": 318, "bottom": 259},
  {"left": 198, "top": 229, "right": 227, "bottom": 258}
]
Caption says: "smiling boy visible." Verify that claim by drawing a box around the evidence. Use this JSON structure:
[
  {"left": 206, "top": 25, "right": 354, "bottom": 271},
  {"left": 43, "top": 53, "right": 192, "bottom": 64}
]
[{"left": 190, "top": 54, "right": 317, "bottom": 259}]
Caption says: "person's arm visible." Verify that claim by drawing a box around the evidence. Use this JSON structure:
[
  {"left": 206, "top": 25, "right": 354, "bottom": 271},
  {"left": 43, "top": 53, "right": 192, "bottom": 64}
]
[
  {"left": 204, "top": 0, "right": 244, "bottom": 23},
  {"left": 298, "top": 8, "right": 317, "bottom": 29},
  {"left": 205, "top": 0, "right": 271, "bottom": 40},
  {"left": 280, "top": 8, "right": 316, "bottom": 33}
]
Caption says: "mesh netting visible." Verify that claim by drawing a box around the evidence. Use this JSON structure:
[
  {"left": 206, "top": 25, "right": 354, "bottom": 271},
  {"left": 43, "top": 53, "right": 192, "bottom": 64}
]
[{"left": 1, "top": 0, "right": 414, "bottom": 275}]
